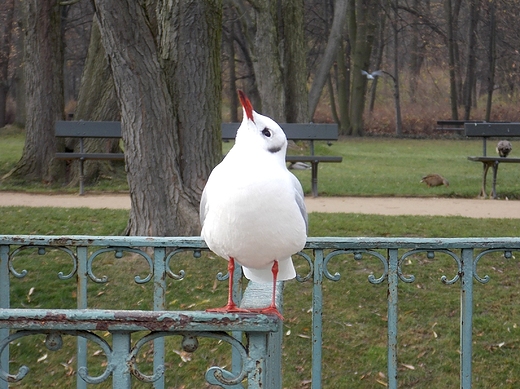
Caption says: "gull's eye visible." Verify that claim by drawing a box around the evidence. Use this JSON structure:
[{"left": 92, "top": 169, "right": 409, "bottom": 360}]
[{"left": 262, "top": 128, "right": 272, "bottom": 137}]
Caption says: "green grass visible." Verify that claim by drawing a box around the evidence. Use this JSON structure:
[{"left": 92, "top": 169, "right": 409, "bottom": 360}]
[
  {"left": 3, "top": 126, "right": 520, "bottom": 198},
  {"left": 2, "top": 207, "right": 520, "bottom": 388}
]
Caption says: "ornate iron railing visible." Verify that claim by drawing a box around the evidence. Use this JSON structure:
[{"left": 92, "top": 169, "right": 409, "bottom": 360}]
[{"left": 1, "top": 235, "right": 520, "bottom": 388}]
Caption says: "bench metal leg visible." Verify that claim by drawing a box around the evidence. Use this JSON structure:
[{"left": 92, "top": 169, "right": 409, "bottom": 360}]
[
  {"left": 311, "top": 162, "right": 319, "bottom": 197},
  {"left": 79, "top": 158, "right": 85, "bottom": 196},
  {"left": 491, "top": 161, "right": 500, "bottom": 199},
  {"left": 480, "top": 162, "right": 492, "bottom": 198}
]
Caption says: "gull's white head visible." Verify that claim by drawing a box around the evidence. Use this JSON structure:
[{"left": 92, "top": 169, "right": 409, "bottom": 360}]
[{"left": 236, "top": 90, "right": 288, "bottom": 157}]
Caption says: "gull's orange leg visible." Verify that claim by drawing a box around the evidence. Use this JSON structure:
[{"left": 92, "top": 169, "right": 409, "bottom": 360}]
[
  {"left": 249, "top": 260, "right": 284, "bottom": 320},
  {"left": 206, "top": 257, "right": 249, "bottom": 313}
]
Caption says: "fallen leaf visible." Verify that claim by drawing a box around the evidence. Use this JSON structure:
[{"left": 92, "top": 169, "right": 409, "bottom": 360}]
[
  {"left": 401, "top": 363, "right": 415, "bottom": 370},
  {"left": 27, "top": 287, "right": 35, "bottom": 302},
  {"left": 37, "top": 354, "right": 48, "bottom": 363}
]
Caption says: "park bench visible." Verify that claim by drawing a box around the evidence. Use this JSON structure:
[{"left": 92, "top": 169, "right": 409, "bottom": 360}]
[
  {"left": 222, "top": 122, "right": 342, "bottom": 197},
  {"left": 55, "top": 121, "right": 124, "bottom": 195},
  {"left": 56, "top": 121, "right": 342, "bottom": 197},
  {"left": 465, "top": 122, "right": 520, "bottom": 198},
  {"left": 435, "top": 119, "right": 484, "bottom": 132}
]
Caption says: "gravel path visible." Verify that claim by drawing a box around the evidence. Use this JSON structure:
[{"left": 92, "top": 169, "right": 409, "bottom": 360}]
[{"left": 1, "top": 192, "right": 519, "bottom": 219}]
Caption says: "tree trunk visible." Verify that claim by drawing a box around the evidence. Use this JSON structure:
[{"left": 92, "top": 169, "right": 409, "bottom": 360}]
[
  {"left": 408, "top": 0, "right": 427, "bottom": 104},
  {"left": 390, "top": 0, "right": 402, "bottom": 136},
  {"left": 249, "top": 1, "right": 285, "bottom": 119},
  {"left": 463, "top": 0, "right": 480, "bottom": 120},
  {"left": 485, "top": 0, "right": 496, "bottom": 122},
  {"left": 68, "top": 15, "right": 120, "bottom": 187},
  {"left": 348, "top": 0, "right": 378, "bottom": 136},
  {"left": 307, "top": 0, "right": 347, "bottom": 122},
  {"left": 282, "top": 0, "right": 307, "bottom": 123},
  {"left": 223, "top": 5, "right": 239, "bottom": 122},
  {"left": 336, "top": 40, "right": 350, "bottom": 134},
  {"left": 445, "top": 0, "right": 458, "bottom": 119},
  {"left": 13, "top": 4, "right": 25, "bottom": 127},
  {"left": 0, "top": 0, "right": 15, "bottom": 128},
  {"left": 94, "top": 0, "right": 220, "bottom": 236},
  {"left": 368, "top": 11, "right": 385, "bottom": 113},
  {"left": 3, "top": 0, "right": 64, "bottom": 183},
  {"left": 160, "top": 0, "right": 222, "bottom": 208}
]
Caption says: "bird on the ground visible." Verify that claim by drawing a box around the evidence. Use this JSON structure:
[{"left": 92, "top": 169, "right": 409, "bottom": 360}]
[
  {"left": 288, "top": 161, "right": 311, "bottom": 170},
  {"left": 420, "top": 174, "right": 449, "bottom": 188},
  {"left": 200, "top": 90, "right": 308, "bottom": 319},
  {"left": 496, "top": 140, "right": 512, "bottom": 157},
  {"left": 361, "top": 70, "right": 383, "bottom": 80}
]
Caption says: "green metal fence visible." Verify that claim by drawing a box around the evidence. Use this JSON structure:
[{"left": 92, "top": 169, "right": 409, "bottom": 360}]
[{"left": 1, "top": 235, "right": 520, "bottom": 388}]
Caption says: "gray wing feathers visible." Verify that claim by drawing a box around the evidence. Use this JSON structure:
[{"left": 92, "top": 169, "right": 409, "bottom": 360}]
[
  {"left": 291, "top": 174, "right": 308, "bottom": 232},
  {"left": 199, "top": 188, "right": 208, "bottom": 228}
]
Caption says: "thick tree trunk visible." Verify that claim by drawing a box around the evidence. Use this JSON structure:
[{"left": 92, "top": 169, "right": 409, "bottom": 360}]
[
  {"left": 4, "top": 0, "right": 64, "bottom": 183},
  {"left": 158, "top": 0, "right": 222, "bottom": 207},
  {"left": 282, "top": 0, "right": 307, "bottom": 123},
  {"left": 68, "top": 15, "right": 120, "bottom": 187},
  {"left": 13, "top": 4, "right": 25, "bottom": 127},
  {"left": 250, "top": 1, "right": 285, "bottom": 119},
  {"left": 94, "top": 0, "right": 220, "bottom": 236},
  {"left": 0, "top": 0, "right": 15, "bottom": 128},
  {"left": 223, "top": 5, "right": 239, "bottom": 122}
]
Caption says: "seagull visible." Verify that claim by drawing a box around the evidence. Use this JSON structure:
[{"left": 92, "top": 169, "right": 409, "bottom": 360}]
[
  {"left": 200, "top": 90, "right": 308, "bottom": 319},
  {"left": 361, "top": 70, "right": 383, "bottom": 80},
  {"left": 496, "top": 140, "right": 512, "bottom": 157},
  {"left": 420, "top": 174, "right": 449, "bottom": 188}
]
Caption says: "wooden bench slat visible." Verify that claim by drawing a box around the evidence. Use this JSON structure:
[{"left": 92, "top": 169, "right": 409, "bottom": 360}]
[
  {"left": 467, "top": 156, "right": 520, "bottom": 163},
  {"left": 55, "top": 152, "right": 125, "bottom": 160},
  {"left": 464, "top": 122, "right": 520, "bottom": 137},
  {"left": 55, "top": 121, "right": 122, "bottom": 138},
  {"left": 221, "top": 122, "right": 339, "bottom": 141},
  {"left": 285, "top": 155, "right": 342, "bottom": 163}
]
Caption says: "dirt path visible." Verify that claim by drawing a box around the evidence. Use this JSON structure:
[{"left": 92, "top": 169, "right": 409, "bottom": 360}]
[{"left": 1, "top": 192, "right": 520, "bottom": 218}]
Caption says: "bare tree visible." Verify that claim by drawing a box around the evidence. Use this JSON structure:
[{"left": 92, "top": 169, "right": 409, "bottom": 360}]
[
  {"left": 0, "top": 0, "right": 15, "bottom": 127},
  {"left": 463, "top": 0, "right": 481, "bottom": 119},
  {"left": 485, "top": 0, "right": 496, "bottom": 122},
  {"left": 348, "top": 0, "right": 378, "bottom": 136},
  {"left": 307, "top": 0, "right": 347, "bottom": 122},
  {"left": 3, "top": 0, "right": 64, "bottom": 183},
  {"left": 67, "top": 15, "right": 120, "bottom": 187},
  {"left": 282, "top": 0, "right": 308, "bottom": 122},
  {"left": 94, "top": 0, "right": 221, "bottom": 236}
]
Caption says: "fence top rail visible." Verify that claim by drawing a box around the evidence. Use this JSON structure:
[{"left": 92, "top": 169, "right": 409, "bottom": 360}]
[
  {"left": 2, "top": 235, "right": 520, "bottom": 250},
  {"left": 0, "top": 308, "right": 280, "bottom": 332}
]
